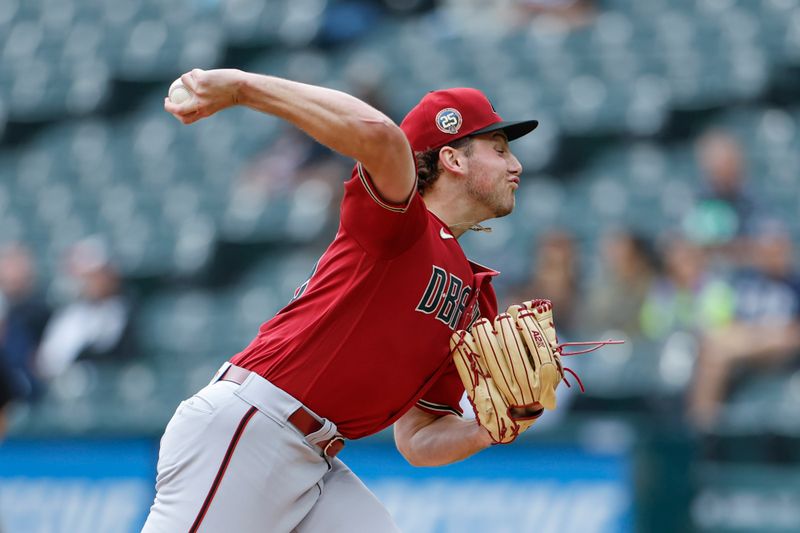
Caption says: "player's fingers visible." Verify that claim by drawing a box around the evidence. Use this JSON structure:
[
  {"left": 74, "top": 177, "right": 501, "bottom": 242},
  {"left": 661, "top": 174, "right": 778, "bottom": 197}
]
[
  {"left": 180, "top": 110, "right": 204, "bottom": 125},
  {"left": 164, "top": 98, "right": 184, "bottom": 121},
  {"left": 164, "top": 96, "right": 199, "bottom": 117},
  {"left": 164, "top": 99, "right": 199, "bottom": 125},
  {"left": 164, "top": 98, "right": 181, "bottom": 115},
  {"left": 181, "top": 69, "right": 203, "bottom": 93}
]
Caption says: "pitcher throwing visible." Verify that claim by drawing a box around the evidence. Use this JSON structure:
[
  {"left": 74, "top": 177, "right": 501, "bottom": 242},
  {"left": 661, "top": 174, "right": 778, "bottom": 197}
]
[{"left": 143, "top": 68, "right": 548, "bottom": 532}]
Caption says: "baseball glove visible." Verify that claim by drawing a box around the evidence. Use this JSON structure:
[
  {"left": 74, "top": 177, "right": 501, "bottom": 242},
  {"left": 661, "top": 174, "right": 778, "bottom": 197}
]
[
  {"left": 451, "top": 299, "right": 622, "bottom": 444},
  {"left": 450, "top": 299, "right": 561, "bottom": 444}
]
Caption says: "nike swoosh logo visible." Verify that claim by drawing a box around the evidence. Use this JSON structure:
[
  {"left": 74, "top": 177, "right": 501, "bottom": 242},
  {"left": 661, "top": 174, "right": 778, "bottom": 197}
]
[{"left": 440, "top": 228, "right": 455, "bottom": 240}]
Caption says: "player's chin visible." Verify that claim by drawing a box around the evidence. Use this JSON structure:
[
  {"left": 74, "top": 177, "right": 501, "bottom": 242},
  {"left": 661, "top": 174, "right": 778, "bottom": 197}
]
[{"left": 494, "top": 199, "right": 515, "bottom": 218}]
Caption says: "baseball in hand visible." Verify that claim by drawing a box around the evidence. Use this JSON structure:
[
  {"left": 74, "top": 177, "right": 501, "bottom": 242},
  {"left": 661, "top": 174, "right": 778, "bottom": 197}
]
[{"left": 168, "top": 78, "right": 192, "bottom": 104}]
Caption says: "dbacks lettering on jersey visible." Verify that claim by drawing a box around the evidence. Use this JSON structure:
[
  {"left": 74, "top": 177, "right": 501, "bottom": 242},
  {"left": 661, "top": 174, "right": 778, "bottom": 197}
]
[{"left": 415, "top": 265, "right": 479, "bottom": 330}]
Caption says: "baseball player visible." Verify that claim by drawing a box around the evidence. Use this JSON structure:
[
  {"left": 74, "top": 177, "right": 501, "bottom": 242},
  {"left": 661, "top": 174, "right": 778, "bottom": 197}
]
[{"left": 143, "top": 68, "right": 540, "bottom": 532}]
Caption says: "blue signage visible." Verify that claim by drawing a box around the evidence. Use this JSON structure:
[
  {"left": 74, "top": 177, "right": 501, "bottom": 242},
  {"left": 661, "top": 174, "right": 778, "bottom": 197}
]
[
  {"left": 0, "top": 439, "right": 155, "bottom": 533},
  {"left": 0, "top": 438, "right": 632, "bottom": 533}
]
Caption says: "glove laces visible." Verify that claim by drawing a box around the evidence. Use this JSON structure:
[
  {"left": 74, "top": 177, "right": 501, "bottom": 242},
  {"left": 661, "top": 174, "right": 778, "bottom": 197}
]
[{"left": 556, "top": 339, "right": 625, "bottom": 392}]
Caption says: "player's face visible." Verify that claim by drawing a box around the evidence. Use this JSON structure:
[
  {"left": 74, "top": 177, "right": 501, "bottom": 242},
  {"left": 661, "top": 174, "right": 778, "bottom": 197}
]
[{"left": 462, "top": 132, "right": 522, "bottom": 218}]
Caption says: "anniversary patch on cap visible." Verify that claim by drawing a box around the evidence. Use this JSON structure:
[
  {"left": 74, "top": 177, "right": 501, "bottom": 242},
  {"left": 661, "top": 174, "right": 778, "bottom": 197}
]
[{"left": 435, "top": 108, "right": 462, "bottom": 135}]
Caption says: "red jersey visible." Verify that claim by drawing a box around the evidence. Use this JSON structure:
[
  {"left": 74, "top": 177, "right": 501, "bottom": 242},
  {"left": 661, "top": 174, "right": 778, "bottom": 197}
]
[{"left": 231, "top": 163, "right": 498, "bottom": 439}]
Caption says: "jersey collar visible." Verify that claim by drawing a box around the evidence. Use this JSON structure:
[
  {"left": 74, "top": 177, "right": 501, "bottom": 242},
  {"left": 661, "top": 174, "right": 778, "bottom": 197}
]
[{"left": 427, "top": 210, "right": 500, "bottom": 277}]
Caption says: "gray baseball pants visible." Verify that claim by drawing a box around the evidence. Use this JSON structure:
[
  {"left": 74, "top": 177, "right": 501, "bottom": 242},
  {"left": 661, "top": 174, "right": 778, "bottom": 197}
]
[{"left": 141, "top": 363, "right": 401, "bottom": 532}]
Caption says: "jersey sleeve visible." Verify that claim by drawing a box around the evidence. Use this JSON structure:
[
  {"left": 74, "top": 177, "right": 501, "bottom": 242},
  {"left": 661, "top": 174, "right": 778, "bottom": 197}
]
[
  {"left": 416, "top": 361, "right": 464, "bottom": 417},
  {"left": 340, "top": 162, "right": 428, "bottom": 258}
]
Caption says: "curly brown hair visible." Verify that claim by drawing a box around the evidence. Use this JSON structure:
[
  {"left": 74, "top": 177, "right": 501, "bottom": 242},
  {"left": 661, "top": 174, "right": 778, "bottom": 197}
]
[{"left": 415, "top": 137, "right": 474, "bottom": 195}]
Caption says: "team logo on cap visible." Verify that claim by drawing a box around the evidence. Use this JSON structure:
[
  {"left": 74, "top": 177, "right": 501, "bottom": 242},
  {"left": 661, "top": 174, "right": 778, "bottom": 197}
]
[{"left": 435, "top": 108, "right": 462, "bottom": 135}]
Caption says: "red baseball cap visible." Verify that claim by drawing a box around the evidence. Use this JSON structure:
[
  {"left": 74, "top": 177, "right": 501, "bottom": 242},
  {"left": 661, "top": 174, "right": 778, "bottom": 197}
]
[{"left": 399, "top": 88, "right": 538, "bottom": 152}]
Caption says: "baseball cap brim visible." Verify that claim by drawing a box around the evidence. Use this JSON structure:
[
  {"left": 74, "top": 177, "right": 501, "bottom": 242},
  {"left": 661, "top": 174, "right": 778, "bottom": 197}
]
[{"left": 470, "top": 119, "right": 539, "bottom": 141}]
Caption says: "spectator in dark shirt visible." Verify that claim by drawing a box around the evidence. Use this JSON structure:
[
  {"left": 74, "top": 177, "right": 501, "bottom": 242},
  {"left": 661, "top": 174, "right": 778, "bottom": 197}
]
[
  {"left": 688, "top": 221, "right": 800, "bottom": 429},
  {"left": 683, "top": 130, "right": 760, "bottom": 266},
  {"left": 0, "top": 244, "right": 51, "bottom": 436}
]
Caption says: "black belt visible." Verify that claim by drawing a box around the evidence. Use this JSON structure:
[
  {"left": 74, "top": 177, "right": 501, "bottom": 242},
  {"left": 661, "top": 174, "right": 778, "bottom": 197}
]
[{"left": 218, "top": 365, "right": 345, "bottom": 458}]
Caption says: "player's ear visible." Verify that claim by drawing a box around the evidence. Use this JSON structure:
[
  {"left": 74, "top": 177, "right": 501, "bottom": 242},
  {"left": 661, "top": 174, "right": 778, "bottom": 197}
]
[{"left": 438, "top": 146, "right": 468, "bottom": 176}]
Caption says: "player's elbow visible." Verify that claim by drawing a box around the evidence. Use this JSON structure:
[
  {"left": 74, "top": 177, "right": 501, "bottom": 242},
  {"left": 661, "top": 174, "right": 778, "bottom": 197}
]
[
  {"left": 395, "top": 430, "right": 447, "bottom": 467},
  {"left": 394, "top": 431, "right": 417, "bottom": 466},
  {"left": 394, "top": 407, "right": 447, "bottom": 467},
  {"left": 355, "top": 118, "right": 409, "bottom": 163},
  {"left": 396, "top": 441, "right": 435, "bottom": 467},
  {"left": 374, "top": 119, "right": 407, "bottom": 148},
  {"left": 394, "top": 423, "right": 433, "bottom": 467}
]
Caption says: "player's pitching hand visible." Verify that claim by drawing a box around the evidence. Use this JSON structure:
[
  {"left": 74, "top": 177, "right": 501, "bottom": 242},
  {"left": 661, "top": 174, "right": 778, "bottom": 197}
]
[{"left": 164, "top": 68, "right": 243, "bottom": 125}]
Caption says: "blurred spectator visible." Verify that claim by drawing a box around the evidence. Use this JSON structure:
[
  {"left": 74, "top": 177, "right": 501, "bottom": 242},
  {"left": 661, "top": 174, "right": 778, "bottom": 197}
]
[
  {"left": 688, "top": 221, "right": 800, "bottom": 430},
  {"left": 0, "top": 244, "right": 51, "bottom": 437},
  {"left": 236, "top": 124, "right": 345, "bottom": 199},
  {"left": 37, "top": 238, "right": 135, "bottom": 381},
  {"left": 639, "top": 236, "right": 734, "bottom": 341},
  {"left": 444, "top": 0, "right": 594, "bottom": 30},
  {"left": 233, "top": 79, "right": 390, "bottom": 227},
  {"left": 515, "top": 0, "right": 595, "bottom": 28},
  {"left": 683, "top": 130, "right": 761, "bottom": 265},
  {"left": 580, "top": 228, "right": 659, "bottom": 338},
  {"left": 318, "top": 1, "right": 387, "bottom": 45},
  {"left": 510, "top": 230, "right": 579, "bottom": 338},
  {"left": 236, "top": 77, "right": 390, "bottom": 200}
]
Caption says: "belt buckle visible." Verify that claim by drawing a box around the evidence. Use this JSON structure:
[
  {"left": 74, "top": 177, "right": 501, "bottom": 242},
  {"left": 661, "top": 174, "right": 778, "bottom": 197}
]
[{"left": 323, "top": 436, "right": 345, "bottom": 458}]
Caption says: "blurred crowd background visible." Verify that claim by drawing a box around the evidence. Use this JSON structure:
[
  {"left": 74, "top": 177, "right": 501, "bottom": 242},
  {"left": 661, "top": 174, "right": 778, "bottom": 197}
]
[{"left": 1, "top": 0, "right": 800, "bottom": 531}]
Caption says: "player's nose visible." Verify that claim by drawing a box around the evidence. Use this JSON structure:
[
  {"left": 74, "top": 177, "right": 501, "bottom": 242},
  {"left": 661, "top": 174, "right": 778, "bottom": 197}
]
[{"left": 508, "top": 150, "right": 522, "bottom": 176}]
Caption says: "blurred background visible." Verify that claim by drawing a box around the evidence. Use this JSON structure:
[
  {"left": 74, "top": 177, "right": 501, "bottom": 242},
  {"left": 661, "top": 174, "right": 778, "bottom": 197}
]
[{"left": 1, "top": 0, "right": 800, "bottom": 531}]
